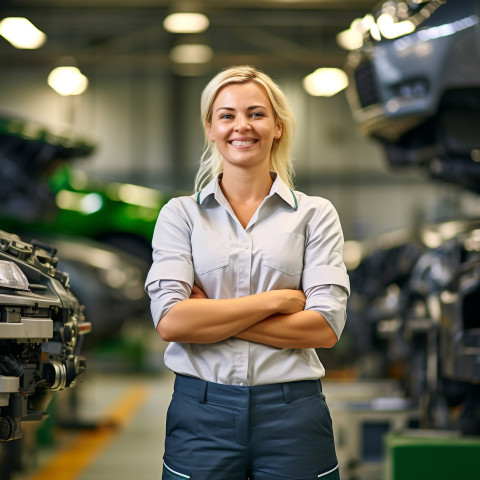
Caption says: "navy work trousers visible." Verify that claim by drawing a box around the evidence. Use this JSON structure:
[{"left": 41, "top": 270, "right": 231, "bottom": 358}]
[{"left": 162, "top": 374, "right": 340, "bottom": 480}]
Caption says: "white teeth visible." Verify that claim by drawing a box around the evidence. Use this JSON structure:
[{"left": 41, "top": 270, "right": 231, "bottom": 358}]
[{"left": 231, "top": 140, "right": 256, "bottom": 146}]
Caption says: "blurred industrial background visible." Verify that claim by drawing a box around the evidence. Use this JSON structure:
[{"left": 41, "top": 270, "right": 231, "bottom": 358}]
[{"left": 1, "top": 1, "right": 480, "bottom": 479}]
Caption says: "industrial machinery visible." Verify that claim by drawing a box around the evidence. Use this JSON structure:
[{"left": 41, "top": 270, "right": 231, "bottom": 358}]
[
  {"left": 0, "top": 113, "right": 171, "bottom": 263},
  {"left": 345, "top": 0, "right": 480, "bottom": 192},
  {"left": 346, "top": 219, "right": 480, "bottom": 430},
  {"left": 0, "top": 230, "right": 91, "bottom": 442},
  {"left": 405, "top": 221, "right": 480, "bottom": 434},
  {"left": 342, "top": 4, "right": 480, "bottom": 476},
  {"left": 0, "top": 115, "right": 94, "bottom": 222},
  {"left": 0, "top": 113, "right": 153, "bottom": 478},
  {"left": 0, "top": 113, "right": 151, "bottom": 342}
]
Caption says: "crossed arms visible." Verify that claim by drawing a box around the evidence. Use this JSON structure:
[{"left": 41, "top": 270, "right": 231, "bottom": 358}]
[{"left": 156, "top": 285, "right": 338, "bottom": 349}]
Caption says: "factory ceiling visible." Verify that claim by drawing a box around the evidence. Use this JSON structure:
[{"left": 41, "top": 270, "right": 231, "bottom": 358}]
[{"left": 0, "top": 0, "right": 377, "bottom": 74}]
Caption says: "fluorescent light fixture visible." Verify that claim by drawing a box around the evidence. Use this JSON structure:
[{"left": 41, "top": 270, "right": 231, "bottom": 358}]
[
  {"left": 303, "top": 68, "right": 349, "bottom": 97},
  {"left": 47, "top": 66, "right": 89, "bottom": 96},
  {"left": 0, "top": 17, "right": 46, "bottom": 49},
  {"left": 169, "top": 44, "right": 214, "bottom": 64},
  {"left": 163, "top": 13, "right": 210, "bottom": 33}
]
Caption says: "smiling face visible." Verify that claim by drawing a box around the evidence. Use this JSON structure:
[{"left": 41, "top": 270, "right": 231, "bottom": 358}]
[{"left": 207, "top": 81, "right": 283, "bottom": 173}]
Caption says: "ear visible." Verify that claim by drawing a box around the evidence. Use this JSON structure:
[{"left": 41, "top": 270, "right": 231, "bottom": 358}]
[
  {"left": 274, "top": 121, "right": 283, "bottom": 140},
  {"left": 206, "top": 123, "right": 215, "bottom": 142}
]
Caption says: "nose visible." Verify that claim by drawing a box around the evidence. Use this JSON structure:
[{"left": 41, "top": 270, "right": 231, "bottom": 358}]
[{"left": 234, "top": 114, "right": 251, "bottom": 131}]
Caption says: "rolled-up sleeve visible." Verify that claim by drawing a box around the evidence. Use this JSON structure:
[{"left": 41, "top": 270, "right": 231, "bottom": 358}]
[
  {"left": 305, "top": 284, "right": 348, "bottom": 340},
  {"left": 302, "top": 200, "right": 350, "bottom": 339},
  {"left": 145, "top": 199, "right": 194, "bottom": 327},
  {"left": 147, "top": 280, "right": 191, "bottom": 328}
]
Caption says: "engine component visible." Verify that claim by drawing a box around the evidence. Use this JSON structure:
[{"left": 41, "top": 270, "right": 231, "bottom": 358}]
[{"left": 0, "top": 230, "right": 91, "bottom": 441}]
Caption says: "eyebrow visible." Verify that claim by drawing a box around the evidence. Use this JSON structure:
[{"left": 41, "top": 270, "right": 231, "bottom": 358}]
[{"left": 215, "top": 105, "right": 268, "bottom": 112}]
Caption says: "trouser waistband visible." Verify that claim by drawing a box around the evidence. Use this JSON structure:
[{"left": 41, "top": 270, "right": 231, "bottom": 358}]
[{"left": 174, "top": 374, "right": 322, "bottom": 406}]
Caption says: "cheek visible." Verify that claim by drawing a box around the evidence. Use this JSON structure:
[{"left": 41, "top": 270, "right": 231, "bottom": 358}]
[{"left": 209, "top": 124, "right": 229, "bottom": 142}]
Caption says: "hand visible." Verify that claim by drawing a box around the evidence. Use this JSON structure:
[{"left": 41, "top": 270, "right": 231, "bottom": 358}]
[
  {"left": 271, "top": 289, "right": 306, "bottom": 315},
  {"left": 190, "top": 284, "right": 208, "bottom": 299}
]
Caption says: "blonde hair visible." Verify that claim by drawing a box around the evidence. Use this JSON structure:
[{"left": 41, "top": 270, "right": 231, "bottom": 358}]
[{"left": 194, "top": 65, "right": 296, "bottom": 192}]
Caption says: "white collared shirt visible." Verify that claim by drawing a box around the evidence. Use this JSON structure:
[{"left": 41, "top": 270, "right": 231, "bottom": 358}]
[{"left": 145, "top": 173, "right": 350, "bottom": 386}]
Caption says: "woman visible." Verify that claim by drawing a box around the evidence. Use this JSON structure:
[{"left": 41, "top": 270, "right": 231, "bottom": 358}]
[{"left": 145, "top": 65, "right": 350, "bottom": 480}]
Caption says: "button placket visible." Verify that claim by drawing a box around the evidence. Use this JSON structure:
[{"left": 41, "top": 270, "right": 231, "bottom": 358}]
[
  {"left": 234, "top": 230, "right": 252, "bottom": 385},
  {"left": 237, "top": 231, "right": 252, "bottom": 297},
  {"left": 234, "top": 341, "right": 249, "bottom": 385}
]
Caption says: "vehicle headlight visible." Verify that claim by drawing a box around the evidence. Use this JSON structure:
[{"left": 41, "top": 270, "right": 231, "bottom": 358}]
[{"left": 0, "top": 260, "right": 29, "bottom": 290}]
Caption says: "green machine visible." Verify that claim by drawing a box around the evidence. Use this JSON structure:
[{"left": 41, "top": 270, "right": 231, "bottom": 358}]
[
  {"left": 385, "top": 432, "right": 480, "bottom": 480},
  {"left": 0, "top": 114, "right": 172, "bottom": 262}
]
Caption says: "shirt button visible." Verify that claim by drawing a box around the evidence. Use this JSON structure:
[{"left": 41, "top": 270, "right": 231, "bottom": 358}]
[
  {"left": 239, "top": 356, "right": 246, "bottom": 364},
  {"left": 243, "top": 244, "right": 249, "bottom": 249},
  {"left": 240, "top": 272, "right": 248, "bottom": 278}
]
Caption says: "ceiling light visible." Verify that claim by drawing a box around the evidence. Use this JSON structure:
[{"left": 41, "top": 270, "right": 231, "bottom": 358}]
[
  {"left": 169, "top": 44, "right": 214, "bottom": 64},
  {"left": 370, "top": 22, "right": 382, "bottom": 41},
  {"left": 361, "top": 14, "right": 376, "bottom": 31},
  {"left": 336, "top": 28, "right": 363, "bottom": 50},
  {"left": 302, "top": 68, "right": 349, "bottom": 97},
  {"left": 47, "top": 66, "right": 89, "bottom": 96},
  {"left": 0, "top": 17, "right": 46, "bottom": 49},
  {"left": 336, "top": 14, "right": 378, "bottom": 51},
  {"left": 163, "top": 13, "right": 210, "bottom": 33},
  {"left": 377, "top": 13, "right": 415, "bottom": 39}
]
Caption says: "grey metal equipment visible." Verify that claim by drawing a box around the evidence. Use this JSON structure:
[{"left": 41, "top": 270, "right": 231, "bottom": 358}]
[
  {"left": 407, "top": 224, "right": 480, "bottom": 434},
  {"left": 345, "top": 0, "right": 480, "bottom": 192},
  {"left": 344, "top": 0, "right": 480, "bottom": 436},
  {"left": 0, "top": 230, "right": 91, "bottom": 441}
]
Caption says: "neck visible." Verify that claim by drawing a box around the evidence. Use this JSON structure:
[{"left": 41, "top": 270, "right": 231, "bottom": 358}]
[{"left": 220, "top": 165, "right": 273, "bottom": 204}]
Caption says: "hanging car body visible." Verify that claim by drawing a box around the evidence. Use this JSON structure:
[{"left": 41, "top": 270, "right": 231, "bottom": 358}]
[{"left": 345, "top": 0, "right": 480, "bottom": 192}]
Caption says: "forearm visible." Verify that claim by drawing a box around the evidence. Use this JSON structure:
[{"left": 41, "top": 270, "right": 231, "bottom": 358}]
[
  {"left": 235, "top": 310, "right": 338, "bottom": 349},
  {"left": 157, "top": 290, "right": 300, "bottom": 344}
]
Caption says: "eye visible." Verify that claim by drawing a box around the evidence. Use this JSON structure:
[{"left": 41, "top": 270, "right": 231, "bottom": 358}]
[
  {"left": 251, "top": 111, "right": 265, "bottom": 118},
  {"left": 219, "top": 113, "right": 233, "bottom": 120}
]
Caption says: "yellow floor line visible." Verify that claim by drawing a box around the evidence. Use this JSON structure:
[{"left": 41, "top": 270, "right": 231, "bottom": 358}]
[{"left": 30, "top": 382, "right": 152, "bottom": 480}]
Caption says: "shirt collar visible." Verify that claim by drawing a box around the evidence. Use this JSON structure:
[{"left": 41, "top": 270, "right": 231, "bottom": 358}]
[
  {"left": 196, "top": 173, "right": 223, "bottom": 206},
  {"left": 268, "top": 172, "right": 298, "bottom": 211},
  {"left": 196, "top": 172, "right": 297, "bottom": 211}
]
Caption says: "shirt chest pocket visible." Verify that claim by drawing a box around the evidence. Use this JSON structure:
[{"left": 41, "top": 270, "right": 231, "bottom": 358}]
[
  {"left": 262, "top": 233, "right": 305, "bottom": 276},
  {"left": 191, "top": 231, "right": 230, "bottom": 274}
]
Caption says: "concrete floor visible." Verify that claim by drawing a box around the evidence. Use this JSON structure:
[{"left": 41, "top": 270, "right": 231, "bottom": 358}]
[{"left": 13, "top": 370, "right": 175, "bottom": 480}]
